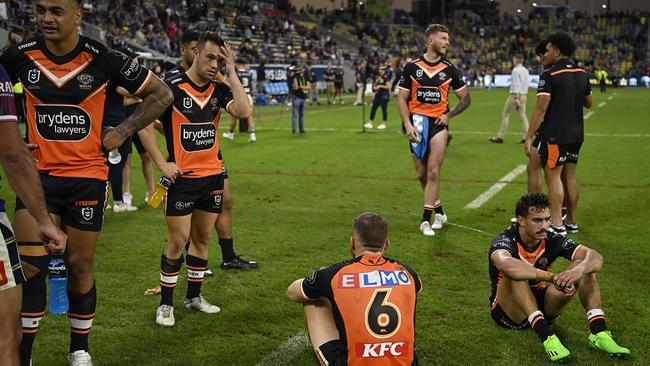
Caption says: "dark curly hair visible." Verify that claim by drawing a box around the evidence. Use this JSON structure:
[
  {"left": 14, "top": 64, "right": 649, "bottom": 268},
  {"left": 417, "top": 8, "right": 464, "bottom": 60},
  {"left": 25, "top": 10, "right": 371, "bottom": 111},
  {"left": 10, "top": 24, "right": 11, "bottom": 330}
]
[
  {"left": 515, "top": 193, "right": 551, "bottom": 218},
  {"left": 535, "top": 39, "right": 548, "bottom": 56},
  {"left": 547, "top": 32, "right": 576, "bottom": 57}
]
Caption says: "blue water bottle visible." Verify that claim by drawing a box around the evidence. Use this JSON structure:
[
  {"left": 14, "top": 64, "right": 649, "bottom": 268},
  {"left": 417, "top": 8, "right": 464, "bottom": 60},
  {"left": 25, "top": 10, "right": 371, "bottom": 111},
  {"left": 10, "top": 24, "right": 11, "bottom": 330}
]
[{"left": 48, "top": 256, "right": 69, "bottom": 314}]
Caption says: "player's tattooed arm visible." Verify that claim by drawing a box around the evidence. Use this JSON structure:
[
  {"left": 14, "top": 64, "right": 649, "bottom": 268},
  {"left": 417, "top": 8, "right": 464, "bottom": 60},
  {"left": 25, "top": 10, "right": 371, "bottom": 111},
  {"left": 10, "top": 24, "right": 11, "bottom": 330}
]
[
  {"left": 447, "top": 87, "right": 471, "bottom": 118},
  {"left": 103, "top": 76, "right": 173, "bottom": 150}
]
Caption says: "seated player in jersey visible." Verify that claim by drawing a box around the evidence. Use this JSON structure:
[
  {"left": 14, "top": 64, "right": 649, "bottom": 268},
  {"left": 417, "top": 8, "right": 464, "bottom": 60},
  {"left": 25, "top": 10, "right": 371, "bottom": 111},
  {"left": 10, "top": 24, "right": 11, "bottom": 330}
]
[
  {"left": 222, "top": 59, "right": 256, "bottom": 142},
  {"left": 488, "top": 193, "right": 630, "bottom": 362},
  {"left": 287, "top": 213, "right": 421, "bottom": 366},
  {"left": 137, "top": 31, "right": 251, "bottom": 327}
]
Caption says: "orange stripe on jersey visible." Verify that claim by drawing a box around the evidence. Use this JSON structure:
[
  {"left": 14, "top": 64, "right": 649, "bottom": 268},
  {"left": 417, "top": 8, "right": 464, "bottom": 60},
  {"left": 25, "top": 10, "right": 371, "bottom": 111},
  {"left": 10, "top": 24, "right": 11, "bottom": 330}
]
[
  {"left": 516, "top": 241, "right": 546, "bottom": 266},
  {"left": 414, "top": 60, "right": 448, "bottom": 78},
  {"left": 550, "top": 68, "right": 585, "bottom": 76},
  {"left": 133, "top": 70, "right": 154, "bottom": 96},
  {"left": 24, "top": 50, "right": 94, "bottom": 88},
  {"left": 178, "top": 82, "right": 217, "bottom": 110}
]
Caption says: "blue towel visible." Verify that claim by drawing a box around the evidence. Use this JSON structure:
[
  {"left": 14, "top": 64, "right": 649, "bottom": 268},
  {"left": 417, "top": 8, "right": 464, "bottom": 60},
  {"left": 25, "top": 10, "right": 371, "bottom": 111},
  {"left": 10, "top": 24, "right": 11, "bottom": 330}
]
[{"left": 410, "top": 114, "right": 429, "bottom": 160}]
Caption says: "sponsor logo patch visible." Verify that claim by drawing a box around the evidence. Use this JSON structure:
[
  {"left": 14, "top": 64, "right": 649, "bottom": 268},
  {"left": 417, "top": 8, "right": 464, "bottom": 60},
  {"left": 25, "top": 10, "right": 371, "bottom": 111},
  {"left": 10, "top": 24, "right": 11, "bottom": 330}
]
[
  {"left": 415, "top": 87, "right": 442, "bottom": 104},
  {"left": 338, "top": 270, "right": 412, "bottom": 288},
  {"left": 35, "top": 105, "right": 91, "bottom": 141},
  {"left": 120, "top": 59, "right": 143, "bottom": 81},
  {"left": 180, "top": 123, "right": 216, "bottom": 152},
  {"left": 355, "top": 341, "right": 409, "bottom": 358}
]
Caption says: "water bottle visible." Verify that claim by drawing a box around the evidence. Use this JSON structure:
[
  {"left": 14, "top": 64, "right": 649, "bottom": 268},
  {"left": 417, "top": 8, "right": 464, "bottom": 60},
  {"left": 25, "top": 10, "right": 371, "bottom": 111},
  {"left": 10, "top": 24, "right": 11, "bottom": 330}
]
[
  {"left": 146, "top": 177, "right": 172, "bottom": 208},
  {"left": 108, "top": 149, "right": 122, "bottom": 164},
  {"left": 48, "top": 257, "right": 68, "bottom": 314}
]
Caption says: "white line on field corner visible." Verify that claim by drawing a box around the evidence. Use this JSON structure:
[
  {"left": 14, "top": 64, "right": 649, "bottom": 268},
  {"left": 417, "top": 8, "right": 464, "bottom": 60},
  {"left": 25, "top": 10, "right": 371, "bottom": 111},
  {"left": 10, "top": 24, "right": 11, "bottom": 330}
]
[
  {"left": 465, "top": 164, "right": 527, "bottom": 209},
  {"left": 257, "top": 331, "right": 310, "bottom": 366},
  {"left": 607, "top": 95, "right": 614, "bottom": 101},
  {"left": 585, "top": 111, "right": 594, "bottom": 119},
  {"left": 597, "top": 101, "right": 606, "bottom": 108}
]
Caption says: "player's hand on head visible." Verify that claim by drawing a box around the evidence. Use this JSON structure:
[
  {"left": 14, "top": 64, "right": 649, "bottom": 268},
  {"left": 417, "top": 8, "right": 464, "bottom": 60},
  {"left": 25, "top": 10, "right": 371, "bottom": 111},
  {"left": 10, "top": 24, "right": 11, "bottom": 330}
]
[{"left": 38, "top": 223, "right": 67, "bottom": 254}]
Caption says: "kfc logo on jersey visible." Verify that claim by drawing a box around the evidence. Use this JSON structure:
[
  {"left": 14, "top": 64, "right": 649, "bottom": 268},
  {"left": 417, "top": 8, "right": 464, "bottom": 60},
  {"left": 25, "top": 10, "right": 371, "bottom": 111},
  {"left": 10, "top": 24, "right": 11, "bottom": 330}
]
[
  {"left": 35, "top": 105, "right": 91, "bottom": 141},
  {"left": 81, "top": 207, "right": 94, "bottom": 221},
  {"left": 183, "top": 97, "right": 193, "bottom": 109},
  {"left": 180, "top": 123, "right": 216, "bottom": 152},
  {"left": 338, "top": 270, "right": 412, "bottom": 288},
  {"left": 416, "top": 87, "right": 442, "bottom": 104},
  {"left": 355, "top": 341, "right": 409, "bottom": 358},
  {"left": 28, "top": 69, "right": 41, "bottom": 84}
]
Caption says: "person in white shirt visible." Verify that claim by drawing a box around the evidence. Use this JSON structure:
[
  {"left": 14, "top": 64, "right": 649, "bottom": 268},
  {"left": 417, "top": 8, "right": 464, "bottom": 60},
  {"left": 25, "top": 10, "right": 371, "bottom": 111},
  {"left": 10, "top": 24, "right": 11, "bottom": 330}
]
[{"left": 490, "top": 54, "right": 530, "bottom": 143}]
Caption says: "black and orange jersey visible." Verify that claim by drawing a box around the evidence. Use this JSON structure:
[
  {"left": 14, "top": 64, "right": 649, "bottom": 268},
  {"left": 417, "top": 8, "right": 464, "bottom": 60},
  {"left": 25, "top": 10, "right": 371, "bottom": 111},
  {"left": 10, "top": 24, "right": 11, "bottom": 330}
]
[
  {"left": 397, "top": 56, "right": 465, "bottom": 118},
  {"left": 488, "top": 224, "right": 581, "bottom": 306},
  {"left": 160, "top": 72, "right": 233, "bottom": 178},
  {"left": 537, "top": 58, "right": 591, "bottom": 144},
  {"left": 235, "top": 68, "right": 253, "bottom": 94},
  {"left": 0, "top": 36, "right": 153, "bottom": 180},
  {"left": 302, "top": 254, "right": 422, "bottom": 365}
]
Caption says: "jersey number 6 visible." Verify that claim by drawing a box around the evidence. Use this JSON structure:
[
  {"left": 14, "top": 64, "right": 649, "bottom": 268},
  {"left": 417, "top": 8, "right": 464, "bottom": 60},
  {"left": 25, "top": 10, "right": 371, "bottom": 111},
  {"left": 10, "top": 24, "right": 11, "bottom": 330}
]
[{"left": 365, "top": 288, "right": 401, "bottom": 338}]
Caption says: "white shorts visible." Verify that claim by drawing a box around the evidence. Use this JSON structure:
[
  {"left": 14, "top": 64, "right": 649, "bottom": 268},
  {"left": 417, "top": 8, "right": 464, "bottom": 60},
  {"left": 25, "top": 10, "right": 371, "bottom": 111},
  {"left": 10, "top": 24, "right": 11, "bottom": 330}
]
[{"left": 0, "top": 211, "right": 25, "bottom": 292}]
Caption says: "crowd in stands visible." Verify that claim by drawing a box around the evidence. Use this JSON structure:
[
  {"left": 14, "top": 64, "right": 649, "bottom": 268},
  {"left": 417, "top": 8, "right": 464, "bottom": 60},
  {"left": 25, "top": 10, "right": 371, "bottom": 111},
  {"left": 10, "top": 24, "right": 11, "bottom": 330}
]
[{"left": 2, "top": 0, "right": 648, "bottom": 82}]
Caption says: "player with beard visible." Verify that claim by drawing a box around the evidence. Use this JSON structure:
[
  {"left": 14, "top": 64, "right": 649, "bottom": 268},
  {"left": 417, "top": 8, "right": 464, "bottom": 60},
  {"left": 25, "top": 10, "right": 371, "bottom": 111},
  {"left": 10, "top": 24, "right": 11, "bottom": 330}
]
[
  {"left": 397, "top": 24, "right": 471, "bottom": 236},
  {"left": 0, "top": 0, "right": 173, "bottom": 364}
]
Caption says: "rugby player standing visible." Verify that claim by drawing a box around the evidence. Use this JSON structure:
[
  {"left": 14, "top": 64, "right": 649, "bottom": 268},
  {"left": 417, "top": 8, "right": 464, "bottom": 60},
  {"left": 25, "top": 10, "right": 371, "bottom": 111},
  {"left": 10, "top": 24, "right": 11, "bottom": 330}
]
[
  {"left": 524, "top": 32, "right": 592, "bottom": 235},
  {"left": 222, "top": 59, "right": 256, "bottom": 142},
  {"left": 0, "top": 0, "right": 173, "bottom": 364},
  {"left": 140, "top": 32, "right": 251, "bottom": 326},
  {"left": 397, "top": 24, "right": 470, "bottom": 236}
]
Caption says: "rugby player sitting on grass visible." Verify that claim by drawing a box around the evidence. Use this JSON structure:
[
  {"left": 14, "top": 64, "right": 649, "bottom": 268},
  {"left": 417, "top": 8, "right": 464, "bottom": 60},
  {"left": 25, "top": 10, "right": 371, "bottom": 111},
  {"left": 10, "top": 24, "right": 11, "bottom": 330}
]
[{"left": 488, "top": 193, "right": 629, "bottom": 362}]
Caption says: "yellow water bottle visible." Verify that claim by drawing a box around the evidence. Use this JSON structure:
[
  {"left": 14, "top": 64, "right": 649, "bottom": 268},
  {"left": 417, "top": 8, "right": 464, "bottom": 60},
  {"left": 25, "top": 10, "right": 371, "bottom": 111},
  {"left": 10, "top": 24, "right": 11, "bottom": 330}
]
[{"left": 146, "top": 177, "right": 172, "bottom": 208}]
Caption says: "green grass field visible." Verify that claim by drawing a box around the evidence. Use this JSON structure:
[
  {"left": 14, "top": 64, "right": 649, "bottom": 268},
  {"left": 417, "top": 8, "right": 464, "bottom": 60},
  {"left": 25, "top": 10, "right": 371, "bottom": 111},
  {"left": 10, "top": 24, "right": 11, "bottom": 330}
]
[{"left": 1, "top": 88, "right": 649, "bottom": 365}]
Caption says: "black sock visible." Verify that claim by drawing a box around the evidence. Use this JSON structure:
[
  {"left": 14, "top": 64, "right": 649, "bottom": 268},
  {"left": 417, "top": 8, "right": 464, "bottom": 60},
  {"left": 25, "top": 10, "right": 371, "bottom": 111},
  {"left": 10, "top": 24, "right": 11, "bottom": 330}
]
[
  {"left": 422, "top": 205, "right": 434, "bottom": 223},
  {"left": 529, "top": 311, "right": 553, "bottom": 342},
  {"left": 184, "top": 241, "right": 190, "bottom": 253},
  {"left": 587, "top": 309, "right": 607, "bottom": 334},
  {"left": 434, "top": 202, "right": 445, "bottom": 215},
  {"left": 186, "top": 255, "right": 208, "bottom": 299},
  {"left": 160, "top": 254, "right": 183, "bottom": 307},
  {"left": 20, "top": 257, "right": 48, "bottom": 365},
  {"left": 219, "top": 238, "right": 236, "bottom": 263},
  {"left": 68, "top": 283, "right": 97, "bottom": 352}
]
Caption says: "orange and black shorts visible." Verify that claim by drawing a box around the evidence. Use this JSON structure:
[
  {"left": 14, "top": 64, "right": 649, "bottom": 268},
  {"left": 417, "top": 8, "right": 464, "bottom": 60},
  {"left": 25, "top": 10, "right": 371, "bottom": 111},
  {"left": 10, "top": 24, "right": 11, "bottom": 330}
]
[
  {"left": 315, "top": 340, "right": 346, "bottom": 366},
  {"left": 165, "top": 174, "right": 224, "bottom": 216},
  {"left": 15, "top": 173, "right": 108, "bottom": 232},
  {"left": 537, "top": 141, "right": 583, "bottom": 168}
]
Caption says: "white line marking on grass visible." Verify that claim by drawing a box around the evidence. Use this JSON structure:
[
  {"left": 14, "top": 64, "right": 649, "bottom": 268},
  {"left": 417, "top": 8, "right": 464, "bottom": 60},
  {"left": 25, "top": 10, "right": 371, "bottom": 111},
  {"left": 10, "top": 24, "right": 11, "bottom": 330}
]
[
  {"left": 585, "top": 111, "right": 594, "bottom": 119},
  {"left": 253, "top": 127, "right": 650, "bottom": 138},
  {"left": 598, "top": 101, "right": 606, "bottom": 108},
  {"left": 607, "top": 95, "right": 614, "bottom": 101},
  {"left": 257, "top": 331, "right": 310, "bottom": 366},
  {"left": 446, "top": 222, "right": 493, "bottom": 236},
  {"left": 465, "top": 164, "right": 527, "bottom": 209}
]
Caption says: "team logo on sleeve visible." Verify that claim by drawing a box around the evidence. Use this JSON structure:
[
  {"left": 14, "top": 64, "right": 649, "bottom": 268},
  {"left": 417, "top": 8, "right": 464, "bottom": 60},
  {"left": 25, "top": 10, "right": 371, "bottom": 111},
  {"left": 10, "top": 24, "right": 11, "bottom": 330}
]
[
  {"left": 28, "top": 69, "right": 41, "bottom": 84},
  {"left": 180, "top": 123, "right": 216, "bottom": 152},
  {"left": 35, "top": 105, "right": 91, "bottom": 141},
  {"left": 416, "top": 87, "right": 442, "bottom": 104}
]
